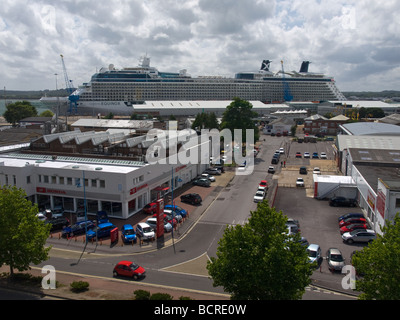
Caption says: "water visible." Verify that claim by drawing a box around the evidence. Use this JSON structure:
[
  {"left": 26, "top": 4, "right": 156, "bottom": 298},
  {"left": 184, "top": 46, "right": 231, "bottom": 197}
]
[{"left": 0, "top": 99, "right": 53, "bottom": 116}]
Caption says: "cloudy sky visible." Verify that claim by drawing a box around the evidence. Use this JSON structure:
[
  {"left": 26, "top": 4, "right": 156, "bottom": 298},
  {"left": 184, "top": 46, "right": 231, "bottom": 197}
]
[{"left": 1, "top": 0, "right": 399, "bottom": 93}]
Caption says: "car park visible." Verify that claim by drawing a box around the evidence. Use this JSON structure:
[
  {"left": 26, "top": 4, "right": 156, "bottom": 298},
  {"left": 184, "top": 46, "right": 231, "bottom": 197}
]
[
  {"left": 136, "top": 222, "right": 155, "bottom": 241},
  {"left": 342, "top": 229, "right": 376, "bottom": 244},
  {"left": 312, "top": 152, "right": 319, "bottom": 159},
  {"left": 307, "top": 244, "right": 321, "bottom": 265},
  {"left": 299, "top": 166, "right": 307, "bottom": 174},
  {"left": 121, "top": 224, "right": 137, "bottom": 243},
  {"left": 339, "top": 217, "right": 367, "bottom": 227},
  {"left": 313, "top": 167, "right": 321, "bottom": 175},
  {"left": 86, "top": 222, "right": 117, "bottom": 240},
  {"left": 326, "top": 248, "right": 345, "bottom": 272},
  {"left": 62, "top": 220, "right": 95, "bottom": 238},
  {"left": 181, "top": 193, "right": 202, "bottom": 205},
  {"left": 143, "top": 202, "right": 158, "bottom": 214},
  {"left": 146, "top": 217, "right": 172, "bottom": 233},
  {"left": 45, "top": 217, "right": 70, "bottom": 231},
  {"left": 339, "top": 223, "right": 368, "bottom": 235},
  {"left": 253, "top": 190, "right": 266, "bottom": 202},
  {"left": 320, "top": 152, "right": 327, "bottom": 159},
  {"left": 258, "top": 180, "right": 268, "bottom": 191},
  {"left": 338, "top": 212, "right": 364, "bottom": 222},
  {"left": 164, "top": 204, "right": 188, "bottom": 218},
  {"left": 296, "top": 178, "right": 304, "bottom": 187},
  {"left": 268, "top": 166, "right": 275, "bottom": 174},
  {"left": 193, "top": 178, "right": 211, "bottom": 187},
  {"left": 329, "top": 196, "right": 357, "bottom": 207},
  {"left": 113, "top": 261, "right": 146, "bottom": 280},
  {"left": 303, "top": 152, "right": 310, "bottom": 158}
]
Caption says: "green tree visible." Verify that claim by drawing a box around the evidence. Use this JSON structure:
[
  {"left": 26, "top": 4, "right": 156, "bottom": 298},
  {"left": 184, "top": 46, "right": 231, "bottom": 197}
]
[
  {"left": 39, "top": 110, "right": 54, "bottom": 117},
  {"left": 191, "top": 112, "right": 219, "bottom": 130},
  {"left": 207, "top": 200, "right": 312, "bottom": 299},
  {"left": 0, "top": 185, "right": 51, "bottom": 277},
  {"left": 352, "top": 213, "right": 400, "bottom": 300},
  {"left": 3, "top": 101, "right": 38, "bottom": 126},
  {"left": 220, "top": 98, "right": 259, "bottom": 142}
]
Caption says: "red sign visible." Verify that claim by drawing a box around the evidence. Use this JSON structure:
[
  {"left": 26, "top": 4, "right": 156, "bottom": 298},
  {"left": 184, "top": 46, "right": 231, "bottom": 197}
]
[
  {"left": 130, "top": 183, "right": 148, "bottom": 195},
  {"left": 110, "top": 227, "right": 119, "bottom": 244},
  {"left": 156, "top": 198, "right": 164, "bottom": 238},
  {"left": 36, "top": 187, "right": 66, "bottom": 195}
]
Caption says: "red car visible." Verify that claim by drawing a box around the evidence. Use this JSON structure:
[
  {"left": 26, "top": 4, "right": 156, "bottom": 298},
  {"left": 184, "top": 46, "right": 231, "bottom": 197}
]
[
  {"left": 340, "top": 224, "right": 368, "bottom": 234},
  {"left": 295, "top": 152, "right": 302, "bottom": 158},
  {"left": 259, "top": 180, "right": 268, "bottom": 190},
  {"left": 113, "top": 261, "right": 146, "bottom": 280},
  {"left": 339, "top": 217, "right": 366, "bottom": 227},
  {"left": 143, "top": 202, "right": 157, "bottom": 214}
]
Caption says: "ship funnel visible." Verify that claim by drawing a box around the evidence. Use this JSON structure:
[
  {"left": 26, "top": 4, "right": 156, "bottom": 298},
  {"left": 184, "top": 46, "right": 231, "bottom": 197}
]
[
  {"left": 261, "top": 60, "right": 271, "bottom": 72},
  {"left": 299, "top": 61, "right": 310, "bottom": 73}
]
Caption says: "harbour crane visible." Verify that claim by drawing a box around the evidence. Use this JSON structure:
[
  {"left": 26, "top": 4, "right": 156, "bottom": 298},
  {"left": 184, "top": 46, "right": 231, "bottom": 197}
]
[
  {"left": 280, "top": 60, "right": 293, "bottom": 102},
  {"left": 60, "top": 54, "right": 79, "bottom": 113}
]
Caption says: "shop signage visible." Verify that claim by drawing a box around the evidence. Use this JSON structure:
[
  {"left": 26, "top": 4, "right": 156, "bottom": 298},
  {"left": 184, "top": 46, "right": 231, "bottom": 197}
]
[
  {"left": 156, "top": 198, "right": 164, "bottom": 238},
  {"left": 36, "top": 187, "right": 66, "bottom": 195},
  {"left": 130, "top": 183, "right": 148, "bottom": 195}
]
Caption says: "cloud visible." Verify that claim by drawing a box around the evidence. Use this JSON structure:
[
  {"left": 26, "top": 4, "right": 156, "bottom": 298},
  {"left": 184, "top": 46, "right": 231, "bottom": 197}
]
[{"left": 0, "top": 0, "right": 399, "bottom": 92}]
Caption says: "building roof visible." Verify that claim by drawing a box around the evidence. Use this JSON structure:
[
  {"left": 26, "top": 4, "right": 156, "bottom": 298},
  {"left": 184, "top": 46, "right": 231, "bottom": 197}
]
[
  {"left": 337, "top": 135, "right": 400, "bottom": 151},
  {"left": 340, "top": 122, "right": 400, "bottom": 136},
  {"left": 330, "top": 115, "right": 349, "bottom": 121},
  {"left": 304, "top": 114, "right": 327, "bottom": 121},
  {"left": 328, "top": 100, "right": 395, "bottom": 109},
  {"left": 376, "top": 113, "right": 400, "bottom": 125},
  {"left": 72, "top": 119, "right": 154, "bottom": 129}
]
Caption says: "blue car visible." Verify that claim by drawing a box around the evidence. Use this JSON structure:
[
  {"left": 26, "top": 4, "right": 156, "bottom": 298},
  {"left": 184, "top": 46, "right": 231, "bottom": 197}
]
[
  {"left": 312, "top": 152, "right": 319, "bottom": 159},
  {"left": 164, "top": 204, "right": 188, "bottom": 218},
  {"left": 87, "top": 222, "right": 117, "bottom": 240},
  {"left": 62, "top": 220, "right": 95, "bottom": 238},
  {"left": 121, "top": 224, "right": 137, "bottom": 243}
]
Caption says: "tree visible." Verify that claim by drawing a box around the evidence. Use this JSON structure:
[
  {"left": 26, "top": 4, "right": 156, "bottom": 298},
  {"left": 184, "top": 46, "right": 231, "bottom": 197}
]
[
  {"left": 39, "top": 110, "right": 54, "bottom": 117},
  {"left": 0, "top": 185, "right": 51, "bottom": 277},
  {"left": 207, "top": 200, "right": 312, "bottom": 299},
  {"left": 191, "top": 112, "right": 219, "bottom": 130},
  {"left": 220, "top": 98, "right": 259, "bottom": 142},
  {"left": 352, "top": 213, "right": 400, "bottom": 300},
  {"left": 3, "top": 101, "right": 38, "bottom": 126}
]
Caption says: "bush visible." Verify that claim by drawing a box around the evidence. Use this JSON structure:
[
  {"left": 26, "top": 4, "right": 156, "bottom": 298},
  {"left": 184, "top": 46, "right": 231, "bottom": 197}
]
[
  {"left": 70, "top": 280, "right": 89, "bottom": 293},
  {"left": 133, "top": 289, "right": 151, "bottom": 300},
  {"left": 149, "top": 292, "right": 173, "bottom": 300}
]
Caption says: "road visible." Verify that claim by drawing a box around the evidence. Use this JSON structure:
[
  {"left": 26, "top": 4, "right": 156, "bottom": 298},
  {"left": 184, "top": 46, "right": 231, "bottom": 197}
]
[{"left": 27, "top": 134, "right": 357, "bottom": 300}]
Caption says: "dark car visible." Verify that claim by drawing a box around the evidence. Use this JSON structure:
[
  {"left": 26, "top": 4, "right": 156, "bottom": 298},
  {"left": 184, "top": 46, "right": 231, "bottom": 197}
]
[
  {"left": 299, "top": 166, "right": 307, "bottom": 174},
  {"left": 62, "top": 220, "right": 95, "bottom": 238},
  {"left": 329, "top": 196, "right": 357, "bottom": 207},
  {"left": 192, "top": 178, "right": 211, "bottom": 187},
  {"left": 180, "top": 193, "right": 202, "bottom": 205},
  {"left": 338, "top": 212, "right": 364, "bottom": 222},
  {"left": 164, "top": 204, "right": 188, "bottom": 218},
  {"left": 295, "top": 152, "right": 302, "bottom": 158},
  {"left": 45, "top": 217, "right": 70, "bottom": 231},
  {"left": 312, "top": 152, "right": 319, "bottom": 159},
  {"left": 113, "top": 261, "right": 145, "bottom": 280},
  {"left": 86, "top": 222, "right": 117, "bottom": 240}
]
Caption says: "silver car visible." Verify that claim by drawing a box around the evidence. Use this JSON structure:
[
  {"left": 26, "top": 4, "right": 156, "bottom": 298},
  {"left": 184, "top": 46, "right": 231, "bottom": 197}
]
[
  {"left": 342, "top": 229, "right": 376, "bottom": 244},
  {"left": 326, "top": 248, "right": 345, "bottom": 272}
]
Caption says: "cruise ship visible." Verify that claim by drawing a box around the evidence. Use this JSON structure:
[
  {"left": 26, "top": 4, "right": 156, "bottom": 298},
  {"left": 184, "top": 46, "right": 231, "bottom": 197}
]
[{"left": 61, "top": 57, "right": 346, "bottom": 114}]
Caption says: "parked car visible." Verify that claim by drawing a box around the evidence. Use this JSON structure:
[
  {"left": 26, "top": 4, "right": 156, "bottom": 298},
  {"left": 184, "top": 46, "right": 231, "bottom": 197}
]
[
  {"left": 181, "top": 193, "right": 202, "bottom": 205},
  {"left": 143, "top": 202, "right": 158, "bottom": 214},
  {"left": 342, "top": 229, "right": 376, "bottom": 244},
  {"left": 279, "top": 147, "right": 285, "bottom": 154},
  {"left": 45, "top": 217, "right": 70, "bottom": 231},
  {"left": 329, "top": 196, "right": 357, "bottom": 207},
  {"left": 36, "top": 213, "right": 47, "bottom": 221},
  {"left": 201, "top": 173, "right": 215, "bottom": 182},
  {"left": 146, "top": 217, "right": 172, "bottom": 233},
  {"left": 113, "top": 261, "right": 146, "bottom": 280},
  {"left": 193, "top": 178, "right": 211, "bottom": 187},
  {"left": 326, "top": 248, "right": 345, "bottom": 272},
  {"left": 296, "top": 177, "right": 304, "bottom": 187},
  {"left": 312, "top": 152, "right": 319, "bottom": 159},
  {"left": 258, "top": 180, "right": 268, "bottom": 191},
  {"left": 136, "top": 222, "right": 155, "bottom": 241},
  {"left": 164, "top": 204, "right": 188, "bottom": 218},
  {"left": 339, "top": 217, "right": 367, "bottom": 227},
  {"left": 253, "top": 190, "right": 266, "bottom": 202},
  {"left": 313, "top": 167, "right": 321, "bottom": 175},
  {"left": 340, "top": 223, "right": 368, "bottom": 235},
  {"left": 286, "top": 218, "right": 300, "bottom": 228},
  {"left": 307, "top": 244, "right": 321, "bottom": 265},
  {"left": 299, "top": 166, "right": 307, "bottom": 174},
  {"left": 338, "top": 212, "right": 364, "bottom": 222},
  {"left": 268, "top": 166, "right": 275, "bottom": 174},
  {"left": 86, "top": 222, "right": 117, "bottom": 240},
  {"left": 121, "top": 224, "right": 137, "bottom": 243},
  {"left": 295, "top": 152, "right": 302, "bottom": 158},
  {"left": 163, "top": 209, "right": 182, "bottom": 223},
  {"left": 204, "top": 167, "right": 221, "bottom": 175},
  {"left": 320, "top": 152, "right": 327, "bottom": 159},
  {"left": 52, "top": 205, "right": 64, "bottom": 218},
  {"left": 62, "top": 220, "right": 95, "bottom": 238},
  {"left": 271, "top": 157, "right": 279, "bottom": 164},
  {"left": 303, "top": 152, "right": 310, "bottom": 158},
  {"left": 286, "top": 224, "right": 300, "bottom": 235}
]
